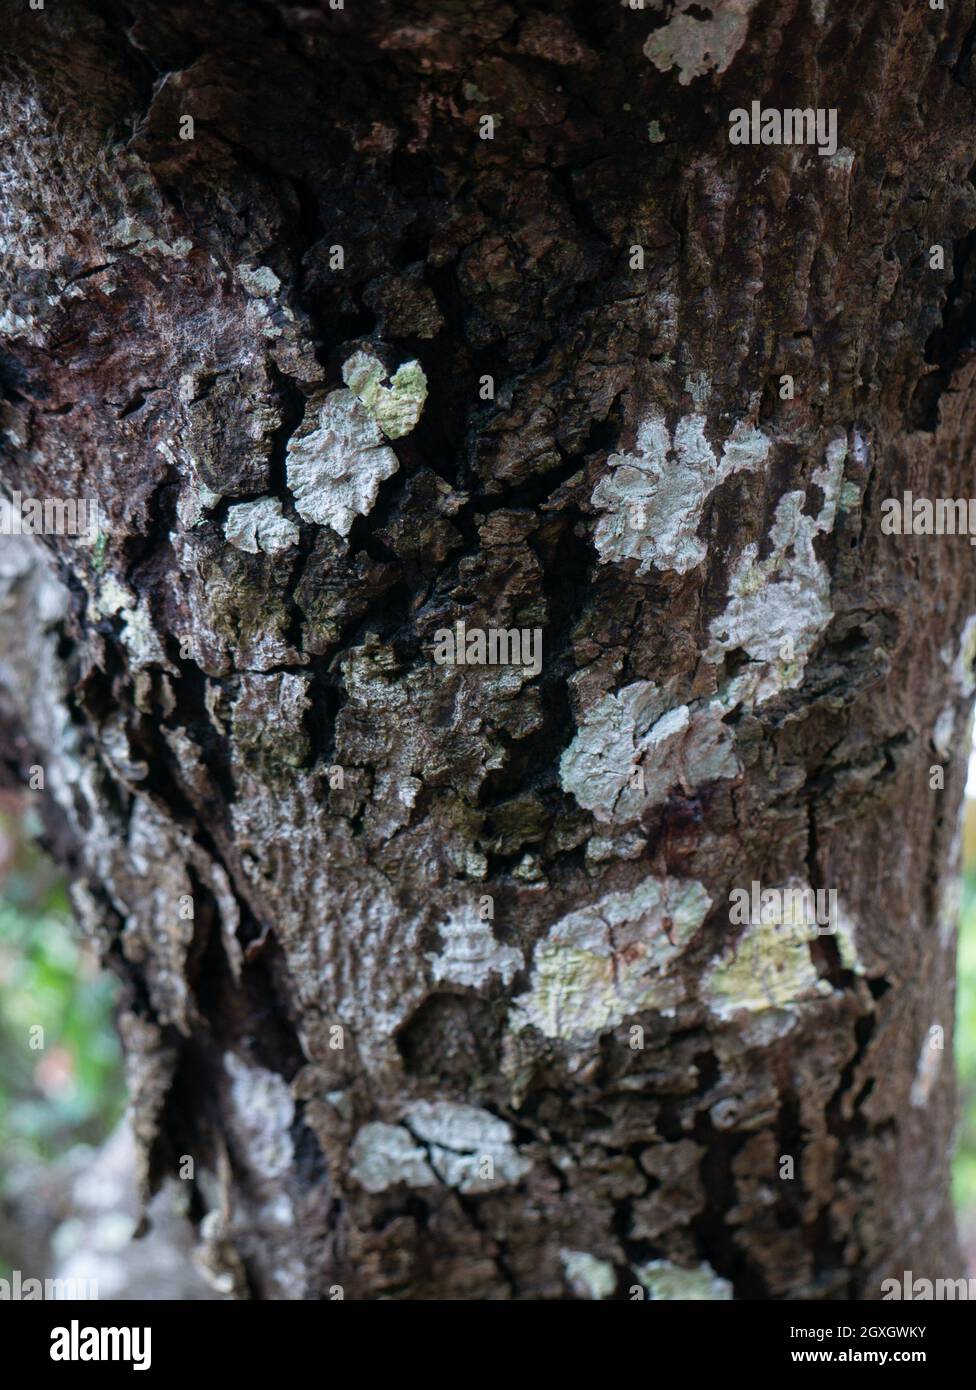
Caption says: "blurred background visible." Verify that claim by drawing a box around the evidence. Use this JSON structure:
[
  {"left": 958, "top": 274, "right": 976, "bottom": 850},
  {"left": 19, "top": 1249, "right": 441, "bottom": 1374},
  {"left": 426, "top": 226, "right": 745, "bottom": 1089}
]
[
  {"left": 1, "top": 767, "right": 975, "bottom": 1296},
  {"left": 0, "top": 791, "right": 217, "bottom": 1299}
]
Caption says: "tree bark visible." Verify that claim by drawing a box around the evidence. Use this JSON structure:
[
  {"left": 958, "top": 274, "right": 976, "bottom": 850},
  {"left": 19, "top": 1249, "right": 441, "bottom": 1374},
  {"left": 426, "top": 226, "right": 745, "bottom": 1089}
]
[{"left": 1, "top": 0, "right": 973, "bottom": 1299}]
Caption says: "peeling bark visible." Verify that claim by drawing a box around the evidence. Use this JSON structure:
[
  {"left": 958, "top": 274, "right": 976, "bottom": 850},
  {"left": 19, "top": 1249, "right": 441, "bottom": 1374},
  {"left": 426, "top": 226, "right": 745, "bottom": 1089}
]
[{"left": 1, "top": 0, "right": 974, "bottom": 1299}]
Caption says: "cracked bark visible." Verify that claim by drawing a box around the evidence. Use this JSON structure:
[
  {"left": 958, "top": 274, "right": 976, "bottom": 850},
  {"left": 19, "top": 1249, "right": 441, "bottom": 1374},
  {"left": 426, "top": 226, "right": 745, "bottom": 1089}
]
[{"left": 0, "top": 0, "right": 973, "bottom": 1299}]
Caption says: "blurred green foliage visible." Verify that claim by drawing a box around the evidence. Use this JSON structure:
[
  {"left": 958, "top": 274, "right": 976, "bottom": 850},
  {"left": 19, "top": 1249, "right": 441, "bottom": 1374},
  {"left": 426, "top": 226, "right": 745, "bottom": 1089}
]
[
  {"left": 0, "top": 808, "right": 124, "bottom": 1168},
  {"left": 954, "top": 870, "right": 976, "bottom": 1218}
]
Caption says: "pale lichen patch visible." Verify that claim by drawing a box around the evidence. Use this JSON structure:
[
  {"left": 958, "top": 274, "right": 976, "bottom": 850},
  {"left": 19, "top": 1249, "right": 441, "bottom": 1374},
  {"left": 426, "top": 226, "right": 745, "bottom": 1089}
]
[
  {"left": 590, "top": 412, "right": 770, "bottom": 576},
  {"left": 0, "top": 307, "right": 38, "bottom": 340},
  {"left": 341, "top": 350, "right": 428, "bottom": 439},
  {"left": 937, "top": 873, "right": 963, "bottom": 952},
  {"left": 349, "top": 1122, "right": 437, "bottom": 1194},
  {"left": 634, "top": 1259, "right": 733, "bottom": 1300},
  {"left": 705, "top": 438, "right": 847, "bottom": 706},
  {"left": 814, "top": 437, "right": 847, "bottom": 533},
  {"left": 831, "top": 895, "right": 865, "bottom": 975},
  {"left": 93, "top": 575, "right": 170, "bottom": 669},
  {"left": 224, "top": 496, "right": 299, "bottom": 554},
  {"left": 177, "top": 479, "right": 222, "bottom": 529},
  {"left": 642, "top": 1, "right": 759, "bottom": 86},
  {"left": 684, "top": 370, "right": 710, "bottom": 407},
  {"left": 909, "top": 1028, "right": 944, "bottom": 1108},
  {"left": 701, "top": 900, "right": 834, "bottom": 1032},
  {"left": 236, "top": 264, "right": 281, "bottom": 298},
  {"left": 509, "top": 876, "right": 711, "bottom": 1042},
  {"left": 427, "top": 907, "right": 522, "bottom": 989},
  {"left": 932, "top": 705, "right": 956, "bottom": 759},
  {"left": 108, "top": 216, "right": 192, "bottom": 259},
  {"left": 285, "top": 388, "right": 399, "bottom": 536},
  {"left": 561, "top": 1250, "right": 617, "bottom": 1300},
  {"left": 401, "top": 1101, "right": 531, "bottom": 1192},
  {"left": 559, "top": 680, "right": 739, "bottom": 825},
  {"left": 951, "top": 613, "right": 976, "bottom": 695},
  {"left": 224, "top": 1052, "right": 295, "bottom": 1181}
]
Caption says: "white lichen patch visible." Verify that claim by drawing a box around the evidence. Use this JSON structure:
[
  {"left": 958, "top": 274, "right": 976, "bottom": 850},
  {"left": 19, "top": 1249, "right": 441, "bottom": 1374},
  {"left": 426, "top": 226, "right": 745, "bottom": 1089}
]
[
  {"left": 561, "top": 1250, "right": 617, "bottom": 1300},
  {"left": 509, "top": 876, "right": 711, "bottom": 1042},
  {"left": 684, "top": 370, "right": 711, "bottom": 408},
  {"left": 349, "top": 1122, "right": 437, "bottom": 1194},
  {"left": 177, "top": 479, "right": 222, "bottom": 529},
  {"left": 643, "top": 0, "right": 759, "bottom": 86},
  {"left": 108, "top": 216, "right": 192, "bottom": 259},
  {"left": 93, "top": 575, "right": 169, "bottom": 669},
  {"left": 591, "top": 412, "right": 770, "bottom": 575},
  {"left": 931, "top": 868, "right": 962, "bottom": 958},
  {"left": 705, "top": 438, "right": 847, "bottom": 706},
  {"left": 285, "top": 388, "right": 399, "bottom": 536},
  {"left": 427, "top": 907, "right": 522, "bottom": 989},
  {"left": 224, "top": 1052, "right": 294, "bottom": 1181},
  {"left": 839, "top": 479, "right": 862, "bottom": 511},
  {"left": 634, "top": 1259, "right": 733, "bottom": 1301},
  {"left": 932, "top": 705, "right": 956, "bottom": 759},
  {"left": 815, "top": 437, "right": 847, "bottom": 531},
  {"left": 909, "top": 1027, "right": 944, "bottom": 1108},
  {"left": 0, "top": 307, "right": 37, "bottom": 340},
  {"left": 559, "top": 680, "right": 739, "bottom": 824},
  {"left": 341, "top": 350, "right": 428, "bottom": 439},
  {"left": 951, "top": 614, "right": 976, "bottom": 695},
  {"left": 237, "top": 264, "right": 281, "bottom": 298},
  {"left": 224, "top": 496, "right": 299, "bottom": 554},
  {"left": 401, "top": 1101, "right": 531, "bottom": 1193}
]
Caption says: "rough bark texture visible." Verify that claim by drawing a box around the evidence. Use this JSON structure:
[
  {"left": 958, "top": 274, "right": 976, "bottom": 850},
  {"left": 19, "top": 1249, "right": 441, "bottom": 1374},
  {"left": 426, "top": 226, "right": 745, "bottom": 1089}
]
[{"left": 1, "top": 0, "right": 974, "bottom": 1299}]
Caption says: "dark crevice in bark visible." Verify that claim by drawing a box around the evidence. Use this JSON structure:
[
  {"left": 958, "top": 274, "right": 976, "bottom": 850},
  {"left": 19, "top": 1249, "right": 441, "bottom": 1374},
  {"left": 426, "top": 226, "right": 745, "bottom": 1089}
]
[
  {"left": 819, "top": 1011, "right": 880, "bottom": 1292},
  {"left": 774, "top": 1087, "right": 805, "bottom": 1228},
  {"left": 235, "top": 939, "right": 306, "bottom": 1081},
  {"left": 301, "top": 665, "right": 345, "bottom": 772},
  {"left": 692, "top": 1105, "right": 768, "bottom": 1299},
  {"left": 395, "top": 992, "right": 506, "bottom": 1095},
  {"left": 161, "top": 658, "right": 238, "bottom": 808},
  {"left": 909, "top": 161, "right": 976, "bottom": 429},
  {"left": 945, "top": 10, "right": 976, "bottom": 87},
  {"left": 122, "top": 462, "right": 182, "bottom": 594},
  {"left": 291, "top": 1110, "right": 329, "bottom": 1189}
]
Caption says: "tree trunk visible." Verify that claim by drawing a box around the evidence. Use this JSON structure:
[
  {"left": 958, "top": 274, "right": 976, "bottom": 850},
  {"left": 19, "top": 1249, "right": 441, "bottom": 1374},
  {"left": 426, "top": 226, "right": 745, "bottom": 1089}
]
[{"left": 1, "top": 0, "right": 973, "bottom": 1300}]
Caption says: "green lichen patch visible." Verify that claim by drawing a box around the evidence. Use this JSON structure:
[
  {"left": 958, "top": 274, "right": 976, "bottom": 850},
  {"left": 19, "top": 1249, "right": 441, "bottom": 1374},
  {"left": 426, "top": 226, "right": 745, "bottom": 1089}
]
[
  {"left": 341, "top": 350, "right": 428, "bottom": 440},
  {"left": 634, "top": 1259, "right": 733, "bottom": 1300}
]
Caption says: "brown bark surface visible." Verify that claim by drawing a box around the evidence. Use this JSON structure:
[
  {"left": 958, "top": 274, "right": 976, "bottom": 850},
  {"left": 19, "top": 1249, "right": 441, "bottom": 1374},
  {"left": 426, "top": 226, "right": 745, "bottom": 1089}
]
[{"left": 1, "top": 0, "right": 974, "bottom": 1299}]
